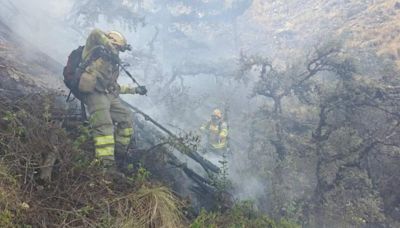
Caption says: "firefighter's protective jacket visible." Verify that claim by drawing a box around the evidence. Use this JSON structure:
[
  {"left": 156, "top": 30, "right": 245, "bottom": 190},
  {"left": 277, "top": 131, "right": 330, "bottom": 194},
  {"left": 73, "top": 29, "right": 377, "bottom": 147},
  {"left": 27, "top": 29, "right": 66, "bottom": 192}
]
[
  {"left": 79, "top": 29, "right": 131, "bottom": 94},
  {"left": 78, "top": 29, "right": 134, "bottom": 161},
  {"left": 201, "top": 120, "right": 228, "bottom": 150}
]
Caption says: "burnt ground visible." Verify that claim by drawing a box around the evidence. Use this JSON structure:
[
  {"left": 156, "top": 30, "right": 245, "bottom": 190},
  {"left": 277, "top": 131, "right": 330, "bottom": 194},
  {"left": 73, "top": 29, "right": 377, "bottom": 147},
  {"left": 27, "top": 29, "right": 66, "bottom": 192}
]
[{"left": 0, "top": 20, "right": 64, "bottom": 94}]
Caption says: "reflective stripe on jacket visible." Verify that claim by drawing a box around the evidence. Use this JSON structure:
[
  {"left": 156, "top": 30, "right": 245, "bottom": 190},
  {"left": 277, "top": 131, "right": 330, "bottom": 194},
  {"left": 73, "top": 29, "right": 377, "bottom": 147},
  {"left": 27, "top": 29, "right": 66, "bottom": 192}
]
[{"left": 201, "top": 120, "right": 228, "bottom": 149}]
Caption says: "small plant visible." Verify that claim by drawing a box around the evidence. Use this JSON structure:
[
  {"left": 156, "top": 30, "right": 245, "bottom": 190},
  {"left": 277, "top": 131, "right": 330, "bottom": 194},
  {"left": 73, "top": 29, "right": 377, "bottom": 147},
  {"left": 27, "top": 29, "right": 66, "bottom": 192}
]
[
  {"left": 216, "top": 151, "right": 232, "bottom": 192},
  {"left": 207, "top": 151, "right": 233, "bottom": 211},
  {"left": 73, "top": 124, "right": 91, "bottom": 149},
  {"left": 167, "top": 131, "right": 201, "bottom": 155},
  {"left": 190, "top": 209, "right": 218, "bottom": 228},
  {"left": 0, "top": 209, "right": 14, "bottom": 228},
  {"left": 135, "top": 164, "right": 151, "bottom": 186}
]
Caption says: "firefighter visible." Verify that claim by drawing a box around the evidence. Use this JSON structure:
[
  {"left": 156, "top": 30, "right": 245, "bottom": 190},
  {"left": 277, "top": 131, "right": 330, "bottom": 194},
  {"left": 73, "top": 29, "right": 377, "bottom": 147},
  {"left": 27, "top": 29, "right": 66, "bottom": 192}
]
[
  {"left": 200, "top": 109, "right": 229, "bottom": 153},
  {"left": 78, "top": 29, "right": 147, "bottom": 173}
]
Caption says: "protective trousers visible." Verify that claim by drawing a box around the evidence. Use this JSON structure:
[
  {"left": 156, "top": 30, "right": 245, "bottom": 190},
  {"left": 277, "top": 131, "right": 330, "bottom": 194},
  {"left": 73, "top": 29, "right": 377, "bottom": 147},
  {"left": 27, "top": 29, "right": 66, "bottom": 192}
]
[{"left": 83, "top": 92, "right": 133, "bottom": 162}]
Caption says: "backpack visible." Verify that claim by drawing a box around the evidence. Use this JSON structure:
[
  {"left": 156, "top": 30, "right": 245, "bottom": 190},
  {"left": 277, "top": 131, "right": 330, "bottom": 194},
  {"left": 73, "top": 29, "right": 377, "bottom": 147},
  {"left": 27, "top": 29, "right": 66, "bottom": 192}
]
[
  {"left": 63, "top": 45, "right": 120, "bottom": 101},
  {"left": 63, "top": 46, "right": 85, "bottom": 100}
]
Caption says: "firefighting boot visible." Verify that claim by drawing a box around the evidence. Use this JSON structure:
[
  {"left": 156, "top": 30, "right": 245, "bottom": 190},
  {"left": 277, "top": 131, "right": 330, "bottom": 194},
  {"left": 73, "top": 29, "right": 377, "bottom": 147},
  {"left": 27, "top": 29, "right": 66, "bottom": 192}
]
[
  {"left": 115, "top": 143, "right": 135, "bottom": 175},
  {"left": 101, "top": 156, "right": 125, "bottom": 183}
]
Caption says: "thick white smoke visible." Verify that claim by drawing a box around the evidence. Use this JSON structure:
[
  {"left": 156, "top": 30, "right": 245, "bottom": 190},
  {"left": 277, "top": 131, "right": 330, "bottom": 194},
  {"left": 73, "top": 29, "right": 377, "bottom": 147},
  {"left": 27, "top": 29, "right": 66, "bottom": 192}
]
[{"left": 0, "top": 0, "right": 271, "bottom": 212}]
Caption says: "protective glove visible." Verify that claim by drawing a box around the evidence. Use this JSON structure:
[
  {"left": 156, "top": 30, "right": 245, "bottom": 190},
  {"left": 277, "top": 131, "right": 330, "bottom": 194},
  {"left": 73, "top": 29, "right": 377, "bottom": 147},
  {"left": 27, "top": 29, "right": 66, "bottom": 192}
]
[
  {"left": 119, "top": 85, "right": 135, "bottom": 94},
  {"left": 135, "top": 86, "right": 147, "bottom": 95},
  {"left": 125, "top": 44, "right": 132, "bottom": 51}
]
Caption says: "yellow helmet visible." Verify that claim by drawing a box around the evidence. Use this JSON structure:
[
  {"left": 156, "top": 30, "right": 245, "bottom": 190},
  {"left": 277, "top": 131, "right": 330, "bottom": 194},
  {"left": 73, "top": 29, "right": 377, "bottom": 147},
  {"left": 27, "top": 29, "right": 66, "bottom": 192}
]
[
  {"left": 106, "top": 31, "right": 127, "bottom": 49},
  {"left": 212, "top": 109, "right": 223, "bottom": 119}
]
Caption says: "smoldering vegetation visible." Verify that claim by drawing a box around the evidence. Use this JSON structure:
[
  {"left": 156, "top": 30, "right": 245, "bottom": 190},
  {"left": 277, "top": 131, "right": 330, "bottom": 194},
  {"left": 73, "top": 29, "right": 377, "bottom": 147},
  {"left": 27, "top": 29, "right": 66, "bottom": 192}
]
[
  {"left": 0, "top": 91, "right": 186, "bottom": 227},
  {"left": 1, "top": 0, "right": 400, "bottom": 227}
]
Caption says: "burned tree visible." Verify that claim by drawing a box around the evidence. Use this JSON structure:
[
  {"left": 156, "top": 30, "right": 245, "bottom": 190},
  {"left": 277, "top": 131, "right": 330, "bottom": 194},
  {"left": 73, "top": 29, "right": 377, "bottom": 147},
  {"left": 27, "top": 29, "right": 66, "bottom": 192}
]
[
  {"left": 238, "top": 43, "right": 400, "bottom": 227},
  {"left": 239, "top": 43, "right": 342, "bottom": 160}
]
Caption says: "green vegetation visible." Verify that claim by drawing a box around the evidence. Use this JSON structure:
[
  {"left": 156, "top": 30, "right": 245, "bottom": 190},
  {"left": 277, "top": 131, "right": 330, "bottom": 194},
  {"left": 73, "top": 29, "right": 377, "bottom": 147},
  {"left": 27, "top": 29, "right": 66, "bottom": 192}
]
[{"left": 191, "top": 201, "right": 299, "bottom": 228}]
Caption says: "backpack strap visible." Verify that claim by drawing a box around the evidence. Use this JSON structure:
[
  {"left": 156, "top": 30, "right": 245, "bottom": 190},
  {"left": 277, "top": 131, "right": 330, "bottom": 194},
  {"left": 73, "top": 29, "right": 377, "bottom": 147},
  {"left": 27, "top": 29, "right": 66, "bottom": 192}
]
[
  {"left": 80, "top": 45, "right": 120, "bottom": 71},
  {"left": 66, "top": 90, "right": 72, "bottom": 102},
  {"left": 80, "top": 101, "right": 87, "bottom": 121},
  {"left": 78, "top": 45, "right": 104, "bottom": 72}
]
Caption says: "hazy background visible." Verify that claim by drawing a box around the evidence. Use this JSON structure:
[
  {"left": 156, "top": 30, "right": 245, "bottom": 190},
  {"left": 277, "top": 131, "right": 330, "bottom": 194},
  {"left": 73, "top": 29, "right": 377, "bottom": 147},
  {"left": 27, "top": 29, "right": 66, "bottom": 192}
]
[
  {"left": 0, "top": 0, "right": 264, "bottom": 203},
  {"left": 2, "top": 1, "right": 400, "bottom": 227}
]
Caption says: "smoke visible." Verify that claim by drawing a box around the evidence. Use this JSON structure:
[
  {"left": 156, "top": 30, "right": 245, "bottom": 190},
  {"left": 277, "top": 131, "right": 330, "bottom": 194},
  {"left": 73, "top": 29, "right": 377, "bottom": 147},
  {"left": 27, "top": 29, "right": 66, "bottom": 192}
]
[
  {"left": 0, "top": 0, "right": 327, "bottom": 216},
  {"left": 0, "top": 0, "right": 78, "bottom": 62},
  {"left": 4, "top": 1, "right": 400, "bottom": 227},
  {"left": 0, "top": 0, "right": 271, "bottom": 209}
]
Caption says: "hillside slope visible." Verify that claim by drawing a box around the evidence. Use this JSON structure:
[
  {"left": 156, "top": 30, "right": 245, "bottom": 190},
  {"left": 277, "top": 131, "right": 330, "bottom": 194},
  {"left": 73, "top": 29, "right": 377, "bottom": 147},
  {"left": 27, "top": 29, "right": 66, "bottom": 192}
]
[
  {"left": 0, "top": 18, "right": 191, "bottom": 227},
  {"left": 241, "top": 0, "right": 400, "bottom": 67},
  {"left": 0, "top": 20, "right": 64, "bottom": 93}
]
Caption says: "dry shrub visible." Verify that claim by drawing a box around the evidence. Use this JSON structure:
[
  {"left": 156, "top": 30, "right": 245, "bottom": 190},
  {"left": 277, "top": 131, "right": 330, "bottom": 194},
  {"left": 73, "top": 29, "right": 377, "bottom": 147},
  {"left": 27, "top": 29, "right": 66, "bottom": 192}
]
[
  {"left": 123, "top": 185, "right": 185, "bottom": 228},
  {"left": 0, "top": 92, "right": 185, "bottom": 227}
]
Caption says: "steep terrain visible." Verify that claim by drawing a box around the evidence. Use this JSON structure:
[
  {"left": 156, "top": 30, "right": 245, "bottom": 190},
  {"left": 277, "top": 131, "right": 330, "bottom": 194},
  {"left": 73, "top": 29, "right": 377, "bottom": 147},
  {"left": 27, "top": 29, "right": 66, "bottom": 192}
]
[
  {"left": 241, "top": 0, "right": 400, "bottom": 67},
  {"left": 0, "top": 18, "right": 196, "bottom": 227},
  {"left": 2, "top": 0, "right": 400, "bottom": 227},
  {"left": 0, "top": 20, "right": 64, "bottom": 93},
  {"left": 230, "top": 1, "right": 400, "bottom": 227},
  {"left": 0, "top": 16, "right": 287, "bottom": 227},
  {"left": 0, "top": 16, "right": 212, "bottom": 207}
]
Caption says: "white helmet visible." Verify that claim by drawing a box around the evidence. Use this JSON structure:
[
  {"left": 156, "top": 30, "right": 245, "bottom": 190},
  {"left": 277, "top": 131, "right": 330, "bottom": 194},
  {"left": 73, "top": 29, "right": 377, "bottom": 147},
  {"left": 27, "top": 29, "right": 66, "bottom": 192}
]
[{"left": 106, "top": 31, "right": 128, "bottom": 50}]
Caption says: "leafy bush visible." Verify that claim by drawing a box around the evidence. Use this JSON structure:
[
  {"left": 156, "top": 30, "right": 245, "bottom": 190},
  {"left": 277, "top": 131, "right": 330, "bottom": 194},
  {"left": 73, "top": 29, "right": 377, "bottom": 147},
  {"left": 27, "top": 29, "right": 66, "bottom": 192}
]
[{"left": 191, "top": 201, "right": 300, "bottom": 228}]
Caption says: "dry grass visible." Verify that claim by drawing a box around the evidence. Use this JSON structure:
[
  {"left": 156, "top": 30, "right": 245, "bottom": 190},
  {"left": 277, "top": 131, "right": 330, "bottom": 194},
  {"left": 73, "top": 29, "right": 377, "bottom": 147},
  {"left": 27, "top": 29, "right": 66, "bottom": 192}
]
[
  {"left": 112, "top": 185, "right": 185, "bottom": 228},
  {"left": 129, "top": 185, "right": 184, "bottom": 228},
  {"left": 0, "top": 92, "right": 186, "bottom": 227},
  {"left": 247, "top": 0, "right": 400, "bottom": 67}
]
